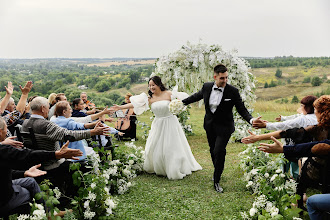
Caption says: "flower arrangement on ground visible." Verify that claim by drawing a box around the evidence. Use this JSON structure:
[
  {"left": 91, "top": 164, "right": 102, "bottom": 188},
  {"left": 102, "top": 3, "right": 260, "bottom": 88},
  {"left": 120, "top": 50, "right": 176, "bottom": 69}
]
[
  {"left": 239, "top": 143, "right": 303, "bottom": 219},
  {"left": 18, "top": 141, "right": 144, "bottom": 220}
]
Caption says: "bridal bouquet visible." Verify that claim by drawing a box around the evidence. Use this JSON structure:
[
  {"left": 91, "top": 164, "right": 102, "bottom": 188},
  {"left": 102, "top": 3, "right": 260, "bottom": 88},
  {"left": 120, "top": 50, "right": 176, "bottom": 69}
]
[{"left": 169, "top": 99, "right": 185, "bottom": 115}]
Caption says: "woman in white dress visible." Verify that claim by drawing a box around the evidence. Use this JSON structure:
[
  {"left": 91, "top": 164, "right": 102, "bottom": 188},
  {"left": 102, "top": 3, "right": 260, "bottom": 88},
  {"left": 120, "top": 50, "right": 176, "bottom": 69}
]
[{"left": 111, "top": 76, "right": 202, "bottom": 180}]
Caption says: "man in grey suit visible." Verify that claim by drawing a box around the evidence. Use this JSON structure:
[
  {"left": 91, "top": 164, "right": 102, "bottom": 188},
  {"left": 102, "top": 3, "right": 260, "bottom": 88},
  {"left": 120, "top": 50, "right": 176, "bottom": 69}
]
[{"left": 182, "top": 64, "right": 254, "bottom": 193}]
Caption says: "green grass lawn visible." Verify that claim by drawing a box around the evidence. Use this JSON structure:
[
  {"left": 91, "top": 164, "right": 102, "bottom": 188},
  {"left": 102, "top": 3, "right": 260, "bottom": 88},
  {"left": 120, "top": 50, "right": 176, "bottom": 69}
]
[{"left": 110, "top": 106, "right": 298, "bottom": 219}]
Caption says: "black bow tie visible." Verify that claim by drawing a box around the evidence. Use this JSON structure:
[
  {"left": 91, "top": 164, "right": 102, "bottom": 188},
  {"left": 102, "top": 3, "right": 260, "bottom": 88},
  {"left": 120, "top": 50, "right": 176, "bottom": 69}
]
[{"left": 214, "top": 88, "right": 222, "bottom": 92}]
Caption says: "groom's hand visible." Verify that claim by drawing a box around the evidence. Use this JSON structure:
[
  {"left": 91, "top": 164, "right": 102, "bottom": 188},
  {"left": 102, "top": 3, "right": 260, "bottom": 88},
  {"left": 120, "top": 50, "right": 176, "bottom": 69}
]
[{"left": 252, "top": 116, "right": 267, "bottom": 129}]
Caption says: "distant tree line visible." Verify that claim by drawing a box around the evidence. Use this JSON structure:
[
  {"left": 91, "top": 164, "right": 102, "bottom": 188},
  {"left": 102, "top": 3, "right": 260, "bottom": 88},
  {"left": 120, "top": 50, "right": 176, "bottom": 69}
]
[
  {"left": 0, "top": 60, "right": 154, "bottom": 106},
  {"left": 247, "top": 56, "right": 330, "bottom": 68}
]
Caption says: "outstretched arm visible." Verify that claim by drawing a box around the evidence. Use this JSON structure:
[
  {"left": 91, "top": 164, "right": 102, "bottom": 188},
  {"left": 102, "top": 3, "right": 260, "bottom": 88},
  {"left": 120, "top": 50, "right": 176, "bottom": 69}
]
[
  {"left": 110, "top": 103, "right": 134, "bottom": 111},
  {"left": 90, "top": 107, "right": 113, "bottom": 121},
  {"left": 182, "top": 89, "right": 203, "bottom": 105},
  {"left": 0, "top": 82, "right": 14, "bottom": 114},
  {"left": 241, "top": 130, "right": 282, "bottom": 144},
  {"left": 16, "top": 81, "right": 33, "bottom": 114}
]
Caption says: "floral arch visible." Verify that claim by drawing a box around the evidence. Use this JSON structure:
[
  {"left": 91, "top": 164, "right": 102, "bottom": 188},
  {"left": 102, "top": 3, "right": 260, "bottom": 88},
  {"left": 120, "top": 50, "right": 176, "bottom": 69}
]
[{"left": 153, "top": 42, "right": 257, "bottom": 141}]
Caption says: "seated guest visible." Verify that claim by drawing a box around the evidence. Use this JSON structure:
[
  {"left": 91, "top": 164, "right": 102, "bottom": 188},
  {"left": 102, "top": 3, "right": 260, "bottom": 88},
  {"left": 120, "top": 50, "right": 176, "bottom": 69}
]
[
  {"left": 2, "top": 97, "right": 16, "bottom": 116},
  {"left": 63, "top": 100, "right": 123, "bottom": 146},
  {"left": 306, "top": 193, "right": 330, "bottom": 220},
  {"left": 72, "top": 98, "right": 88, "bottom": 117},
  {"left": 50, "top": 105, "right": 114, "bottom": 124},
  {"left": 22, "top": 97, "right": 109, "bottom": 192},
  {"left": 48, "top": 93, "right": 57, "bottom": 108},
  {"left": 253, "top": 96, "right": 318, "bottom": 131},
  {"left": 117, "top": 92, "right": 137, "bottom": 140},
  {"left": 0, "top": 116, "right": 83, "bottom": 216},
  {"left": 51, "top": 101, "right": 101, "bottom": 161},
  {"left": 48, "top": 93, "right": 67, "bottom": 120},
  {"left": 0, "top": 81, "right": 33, "bottom": 136},
  {"left": 242, "top": 95, "right": 330, "bottom": 145},
  {"left": 252, "top": 95, "right": 318, "bottom": 179},
  {"left": 72, "top": 98, "right": 113, "bottom": 123},
  {"left": 80, "top": 92, "right": 96, "bottom": 115},
  {"left": 122, "top": 92, "right": 133, "bottom": 105}
]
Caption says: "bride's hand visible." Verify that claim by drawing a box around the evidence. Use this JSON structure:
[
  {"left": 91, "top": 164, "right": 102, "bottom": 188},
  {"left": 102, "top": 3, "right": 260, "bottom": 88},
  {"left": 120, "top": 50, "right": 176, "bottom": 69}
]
[{"left": 110, "top": 105, "right": 120, "bottom": 112}]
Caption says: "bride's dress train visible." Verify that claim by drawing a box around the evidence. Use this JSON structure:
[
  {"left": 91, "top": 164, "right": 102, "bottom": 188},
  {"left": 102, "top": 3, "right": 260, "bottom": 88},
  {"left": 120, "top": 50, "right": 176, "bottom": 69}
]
[{"left": 130, "top": 89, "right": 202, "bottom": 180}]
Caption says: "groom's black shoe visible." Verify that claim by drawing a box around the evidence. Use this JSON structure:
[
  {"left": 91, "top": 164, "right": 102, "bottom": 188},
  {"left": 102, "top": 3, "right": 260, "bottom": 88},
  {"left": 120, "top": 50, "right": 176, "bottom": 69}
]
[{"left": 214, "top": 183, "right": 223, "bottom": 193}]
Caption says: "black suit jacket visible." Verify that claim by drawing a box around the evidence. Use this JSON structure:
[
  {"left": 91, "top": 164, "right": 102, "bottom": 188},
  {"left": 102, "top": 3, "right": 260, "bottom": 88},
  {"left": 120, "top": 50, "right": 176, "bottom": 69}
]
[
  {"left": 0, "top": 145, "right": 55, "bottom": 207},
  {"left": 182, "top": 82, "right": 253, "bottom": 135}
]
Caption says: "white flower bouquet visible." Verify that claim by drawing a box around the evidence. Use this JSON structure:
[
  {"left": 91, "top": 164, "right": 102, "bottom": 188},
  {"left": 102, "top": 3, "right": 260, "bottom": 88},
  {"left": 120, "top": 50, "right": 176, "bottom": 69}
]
[{"left": 169, "top": 99, "right": 186, "bottom": 115}]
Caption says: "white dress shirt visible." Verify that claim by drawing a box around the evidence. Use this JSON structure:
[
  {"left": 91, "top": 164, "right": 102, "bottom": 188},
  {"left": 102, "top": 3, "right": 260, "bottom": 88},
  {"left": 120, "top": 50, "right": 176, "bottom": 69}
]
[
  {"left": 266, "top": 114, "right": 317, "bottom": 131},
  {"left": 209, "top": 84, "right": 224, "bottom": 113}
]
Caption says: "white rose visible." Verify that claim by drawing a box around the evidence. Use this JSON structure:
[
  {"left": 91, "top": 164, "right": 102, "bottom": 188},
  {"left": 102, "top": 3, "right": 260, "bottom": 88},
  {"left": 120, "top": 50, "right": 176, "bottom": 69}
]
[
  {"left": 264, "top": 173, "right": 269, "bottom": 178},
  {"left": 270, "top": 174, "right": 278, "bottom": 182},
  {"left": 276, "top": 169, "right": 282, "bottom": 173},
  {"left": 249, "top": 207, "right": 258, "bottom": 216},
  {"left": 84, "top": 200, "right": 90, "bottom": 209}
]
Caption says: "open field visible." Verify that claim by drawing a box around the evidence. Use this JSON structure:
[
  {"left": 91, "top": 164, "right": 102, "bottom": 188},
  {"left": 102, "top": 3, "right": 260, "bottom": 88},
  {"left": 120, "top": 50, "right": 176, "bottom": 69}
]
[{"left": 87, "top": 59, "right": 156, "bottom": 67}]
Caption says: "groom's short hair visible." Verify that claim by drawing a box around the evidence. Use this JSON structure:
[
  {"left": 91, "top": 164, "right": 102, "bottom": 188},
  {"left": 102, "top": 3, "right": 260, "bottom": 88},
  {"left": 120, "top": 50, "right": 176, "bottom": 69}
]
[{"left": 214, "top": 64, "right": 227, "bottom": 74}]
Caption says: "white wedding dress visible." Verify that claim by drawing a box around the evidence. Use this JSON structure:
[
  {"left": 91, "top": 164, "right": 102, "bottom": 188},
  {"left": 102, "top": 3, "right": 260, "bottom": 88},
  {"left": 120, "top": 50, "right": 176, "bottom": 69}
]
[{"left": 130, "top": 88, "right": 202, "bottom": 180}]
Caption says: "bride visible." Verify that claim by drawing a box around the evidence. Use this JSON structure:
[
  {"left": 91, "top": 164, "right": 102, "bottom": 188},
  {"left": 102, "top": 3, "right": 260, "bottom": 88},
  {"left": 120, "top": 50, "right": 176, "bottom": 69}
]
[{"left": 111, "top": 76, "right": 202, "bottom": 180}]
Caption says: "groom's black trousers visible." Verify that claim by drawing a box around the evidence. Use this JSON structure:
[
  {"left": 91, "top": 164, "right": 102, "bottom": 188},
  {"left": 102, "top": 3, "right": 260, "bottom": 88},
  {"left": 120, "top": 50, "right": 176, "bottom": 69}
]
[{"left": 206, "top": 130, "right": 232, "bottom": 184}]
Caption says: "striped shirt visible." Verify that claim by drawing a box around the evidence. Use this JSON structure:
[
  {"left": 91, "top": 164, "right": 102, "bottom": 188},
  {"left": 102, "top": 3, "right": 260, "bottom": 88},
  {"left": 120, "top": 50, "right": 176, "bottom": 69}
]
[{"left": 22, "top": 114, "right": 91, "bottom": 170}]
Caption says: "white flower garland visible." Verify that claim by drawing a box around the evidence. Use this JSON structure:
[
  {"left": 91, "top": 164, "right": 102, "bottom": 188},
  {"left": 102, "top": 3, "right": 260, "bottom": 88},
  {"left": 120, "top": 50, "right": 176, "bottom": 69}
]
[{"left": 153, "top": 42, "right": 256, "bottom": 141}]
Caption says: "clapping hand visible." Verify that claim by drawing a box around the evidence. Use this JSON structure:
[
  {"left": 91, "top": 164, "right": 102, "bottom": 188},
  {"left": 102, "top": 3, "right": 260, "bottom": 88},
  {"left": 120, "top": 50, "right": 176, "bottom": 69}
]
[
  {"left": 55, "top": 141, "right": 83, "bottom": 160},
  {"left": 5, "top": 81, "right": 14, "bottom": 95},
  {"left": 241, "top": 130, "right": 259, "bottom": 144},
  {"left": 252, "top": 116, "right": 268, "bottom": 129},
  {"left": 257, "top": 136, "right": 284, "bottom": 153},
  {"left": 24, "top": 164, "right": 47, "bottom": 177},
  {"left": 19, "top": 81, "right": 33, "bottom": 95}
]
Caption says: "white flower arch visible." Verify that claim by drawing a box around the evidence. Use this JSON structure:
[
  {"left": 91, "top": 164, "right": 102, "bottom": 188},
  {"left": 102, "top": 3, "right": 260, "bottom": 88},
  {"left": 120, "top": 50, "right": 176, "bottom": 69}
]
[{"left": 153, "top": 42, "right": 257, "bottom": 141}]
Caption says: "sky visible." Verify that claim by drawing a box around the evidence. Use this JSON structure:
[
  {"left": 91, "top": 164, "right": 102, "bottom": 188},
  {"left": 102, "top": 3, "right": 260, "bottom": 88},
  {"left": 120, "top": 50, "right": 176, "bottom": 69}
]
[{"left": 0, "top": 0, "right": 329, "bottom": 58}]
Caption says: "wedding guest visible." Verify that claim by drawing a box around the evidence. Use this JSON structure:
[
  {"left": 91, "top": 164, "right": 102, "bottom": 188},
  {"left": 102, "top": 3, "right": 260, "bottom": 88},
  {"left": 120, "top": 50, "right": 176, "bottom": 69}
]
[
  {"left": 80, "top": 92, "right": 96, "bottom": 115},
  {"left": 48, "top": 93, "right": 57, "bottom": 108},
  {"left": 252, "top": 95, "right": 318, "bottom": 179},
  {"left": 0, "top": 81, "right": 33, "bottom": 136},
  {"left": 21, "top": 97, "right": 109, "bottom": 192},
  {"left": 0, "top": 116, "right": 83, "bottom": 216},
  {"left": 2, "top": 97, "right": 16, "bottom": 116},
  {"left": 182, "top": 64, "right": 255, "bottom": 193},
  {"left": 117, "top": 92, "right": 137, "bottom": 140},
  {"left": 71, "top": 98, "right": 88, "bottom": 117},
  {"left": 51, "top": 101, "right": 122, "bottom": 160},
  {"left": 244, "top": 95, "right": 330, "bottom": 208},
  {"left": 242, "top": 95, "right": 330, "bottom": 145},
  {"left": 122, "top": 92, "right": 133, "bottom": 105},
  {"left": 48, "top": 93, "right": 67, "bottom": 119},
  {"left": 253, "top": 96, "right": 318, "bottom": 131},
  {"left": 306, "top": 194, "right": 330, "bottom": 220}
]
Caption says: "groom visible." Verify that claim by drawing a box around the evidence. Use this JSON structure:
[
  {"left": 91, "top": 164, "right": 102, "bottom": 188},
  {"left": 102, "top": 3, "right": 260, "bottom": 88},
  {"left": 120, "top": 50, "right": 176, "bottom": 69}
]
[{"left": 182, "top": 64, "right": 254, "bottom": 193}]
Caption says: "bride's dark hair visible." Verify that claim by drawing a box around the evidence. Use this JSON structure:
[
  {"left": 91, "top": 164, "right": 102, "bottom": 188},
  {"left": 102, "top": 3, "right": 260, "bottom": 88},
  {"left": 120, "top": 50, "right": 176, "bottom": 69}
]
[{"left": 148, "top": 76, "right": 167, "bottom": 97}]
